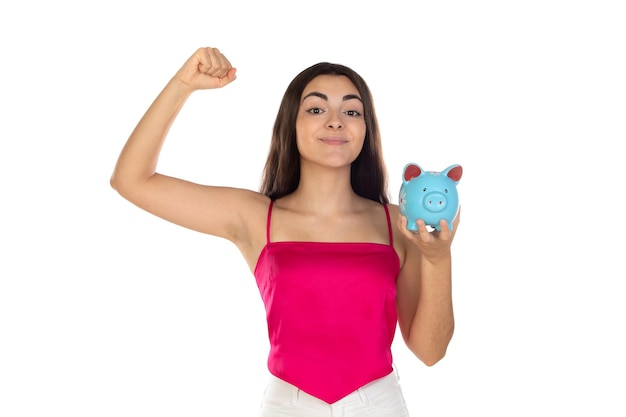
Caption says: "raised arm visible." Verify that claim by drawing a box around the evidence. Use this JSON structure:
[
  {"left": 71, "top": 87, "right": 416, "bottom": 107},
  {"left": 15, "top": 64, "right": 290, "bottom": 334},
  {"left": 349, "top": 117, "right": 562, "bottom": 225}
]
[
  {"left": 110, "top": 47, "right": 264, "bottom": 247},
  {"left": 395, "top": 210, "right": 460, "bottom": 366}
]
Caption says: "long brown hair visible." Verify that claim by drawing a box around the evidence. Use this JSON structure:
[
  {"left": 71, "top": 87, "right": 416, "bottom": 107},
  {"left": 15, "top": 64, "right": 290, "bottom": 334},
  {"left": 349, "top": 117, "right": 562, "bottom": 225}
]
[{"left": 259, "top": 62, "right": 389, "bottom": 204}]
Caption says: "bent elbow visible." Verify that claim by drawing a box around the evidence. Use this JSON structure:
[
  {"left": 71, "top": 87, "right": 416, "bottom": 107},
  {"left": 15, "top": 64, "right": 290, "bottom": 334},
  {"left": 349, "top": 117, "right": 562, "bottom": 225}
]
[
  {"left": 109, "top": 172, "right": 128, "bottom": 197},
  {"left": 420, "top": 352, "right": 446, "bottom": 367},
  {"left": 109, "top": 171, "right": 137, "bottom": 201},
  {"left": 407, "top": 340, "right": 450, "bottom": 366},
  {"left": 109, "top": 174, "right": 120, "bottom": 192},
  {"left": 408, "top": 323, "right": 454, "bottom": 366}
]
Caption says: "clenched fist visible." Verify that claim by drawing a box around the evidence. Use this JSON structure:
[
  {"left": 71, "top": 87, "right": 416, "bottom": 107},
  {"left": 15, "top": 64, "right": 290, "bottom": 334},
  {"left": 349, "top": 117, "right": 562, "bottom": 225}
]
[{"left": 174, "top": 47, "right": 237, "bottom": 91}]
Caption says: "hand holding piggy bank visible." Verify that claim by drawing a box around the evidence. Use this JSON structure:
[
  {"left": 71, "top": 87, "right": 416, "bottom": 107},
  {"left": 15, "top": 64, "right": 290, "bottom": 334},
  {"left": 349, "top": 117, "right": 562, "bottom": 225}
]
[{"left": 399, "top": 163, "right": 463, "bottom": 232}]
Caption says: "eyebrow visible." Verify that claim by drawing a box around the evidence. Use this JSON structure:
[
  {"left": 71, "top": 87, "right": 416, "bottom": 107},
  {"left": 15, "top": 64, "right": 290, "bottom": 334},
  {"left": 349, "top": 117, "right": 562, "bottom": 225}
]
[{"left": 302, "top": 91, "right": 363, "bottom": 103}]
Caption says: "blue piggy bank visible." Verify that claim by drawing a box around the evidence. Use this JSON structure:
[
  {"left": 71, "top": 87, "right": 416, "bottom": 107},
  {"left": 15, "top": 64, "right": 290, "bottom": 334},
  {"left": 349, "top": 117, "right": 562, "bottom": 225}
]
[{"left": 399, "top": 163, "right": 463, "bottom": 232}]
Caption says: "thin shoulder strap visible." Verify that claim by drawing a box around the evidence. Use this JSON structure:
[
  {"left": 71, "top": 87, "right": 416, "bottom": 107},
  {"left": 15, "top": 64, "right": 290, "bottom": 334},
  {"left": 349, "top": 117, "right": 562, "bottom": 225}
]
[
  {"left": 383, "top": 204, "right": 393, "bottom": 246},
  {"left": 266, "top": 200, "right": 274, "bottom": 244}
]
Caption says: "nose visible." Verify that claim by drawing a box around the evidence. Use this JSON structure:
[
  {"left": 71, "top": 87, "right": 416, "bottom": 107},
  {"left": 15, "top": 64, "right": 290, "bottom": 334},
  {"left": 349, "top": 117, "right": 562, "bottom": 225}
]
[
  {"left": 327, "top": 110, "right": 343, "bottom": 129},
  {"left": 423, "top": 191, "right": 447, "bottom": 213}
]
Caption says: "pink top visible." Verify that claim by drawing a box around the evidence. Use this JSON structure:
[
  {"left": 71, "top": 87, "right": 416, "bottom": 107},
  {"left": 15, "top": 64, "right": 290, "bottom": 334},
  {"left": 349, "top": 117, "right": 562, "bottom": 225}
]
[{"left": 254, "top": 201, "right": 401, "bottom": 404}]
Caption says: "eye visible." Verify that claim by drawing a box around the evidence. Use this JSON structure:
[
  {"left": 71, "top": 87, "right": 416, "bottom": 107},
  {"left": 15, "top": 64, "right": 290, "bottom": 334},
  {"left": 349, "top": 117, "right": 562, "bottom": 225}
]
[
  {"left": 445, "top": 189, "right": 448, "bottom": 193},
  {"left": 423, "top": 188, "right": 427, "bottom": 192},
  {"left": 345, "top": 110, "right": 362, "bottom": 117},
  {"left": 307, "top": 107, "right": 324, "bottom": 115}
]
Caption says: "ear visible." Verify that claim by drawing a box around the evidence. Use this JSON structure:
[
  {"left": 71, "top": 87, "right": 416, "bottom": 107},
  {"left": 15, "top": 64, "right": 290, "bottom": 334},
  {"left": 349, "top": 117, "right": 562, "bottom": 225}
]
[
  {"left": 444, "top": 165, "right": 463, "bottom": 183},
  {"left": 403, "top": 163, "right": 423, "bottom": 182}
]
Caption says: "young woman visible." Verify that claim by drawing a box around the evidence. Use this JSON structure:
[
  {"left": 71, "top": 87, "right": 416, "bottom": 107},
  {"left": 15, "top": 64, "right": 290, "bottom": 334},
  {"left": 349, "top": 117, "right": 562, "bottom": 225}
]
[{"left": 111, "top": 46, "right": 459, "bottom": 416}]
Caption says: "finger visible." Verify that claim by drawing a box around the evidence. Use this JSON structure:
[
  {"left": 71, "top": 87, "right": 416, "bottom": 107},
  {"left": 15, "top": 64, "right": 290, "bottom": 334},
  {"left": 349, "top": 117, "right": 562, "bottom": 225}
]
[
  {"left": 222, "top": 67, "right": 238, "bottom": 84},
  {"left": 220, "top": 51, "right": 233, "bottom": 71},
  {"left": 397, "top": 215, "right": 420, "bottom": 241},
  {"left": 204, "top": 47, "right": 232, "bottom": 78},
  {"left": 197, "top": 47, "right": 214, "bottom": 74},
  {"left": 415, "top": 219, "right": 432, "bottom": 241},
  {"left": 437, "top": 219, "right": 452, "bottom": 241},
  {"left": 397, "top": 215, "right": 412, "bottom": 235},
  {"left": 397, "top": 214, "right": 406, "bottom": 229}
]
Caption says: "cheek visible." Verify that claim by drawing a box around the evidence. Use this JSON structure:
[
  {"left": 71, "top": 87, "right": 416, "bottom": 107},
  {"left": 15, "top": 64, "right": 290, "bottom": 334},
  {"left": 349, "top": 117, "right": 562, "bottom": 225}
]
[
  {"left": 295, "top": 117, "right": 312, "bottom": 137},
  {"left": 294, "top": 124, "right": 304, "bottom": 145},
  {"left": 355, "top": 126, "right": 367, "bottom": 146},
  {"left": 294, "top": 123, "right": 303, "bottom": 147},
  {"left": 354, "top": 120, "right": 366, "bottom": 137}
]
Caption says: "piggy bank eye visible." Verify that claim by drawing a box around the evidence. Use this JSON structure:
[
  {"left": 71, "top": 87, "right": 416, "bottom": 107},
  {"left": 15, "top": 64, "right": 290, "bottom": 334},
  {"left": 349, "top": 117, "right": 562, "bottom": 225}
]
[
  {"left": 423, "top": 188, "right": 427, "bottom": 192},
  {"left": 445, "top": 189, "right": 448, "bottom": 193}
]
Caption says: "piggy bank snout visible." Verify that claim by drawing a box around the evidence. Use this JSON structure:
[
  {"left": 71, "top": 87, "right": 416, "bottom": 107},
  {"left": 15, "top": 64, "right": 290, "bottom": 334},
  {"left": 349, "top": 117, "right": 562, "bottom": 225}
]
[{"left": 423, "top": 191, "right": 448, "bottom": 213}]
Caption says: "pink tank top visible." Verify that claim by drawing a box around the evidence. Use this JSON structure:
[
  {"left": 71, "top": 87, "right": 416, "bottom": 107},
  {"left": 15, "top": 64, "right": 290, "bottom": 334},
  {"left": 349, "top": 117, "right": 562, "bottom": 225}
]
[{"left": 254, "top": 201, "right": 401, "bottom": 404}]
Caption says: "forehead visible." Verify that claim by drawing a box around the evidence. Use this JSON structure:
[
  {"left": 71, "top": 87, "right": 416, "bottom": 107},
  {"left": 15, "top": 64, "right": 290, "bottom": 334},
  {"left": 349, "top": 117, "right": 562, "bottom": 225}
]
[{"left": 302, "top": 75, "right": 359, "bottom": 97}]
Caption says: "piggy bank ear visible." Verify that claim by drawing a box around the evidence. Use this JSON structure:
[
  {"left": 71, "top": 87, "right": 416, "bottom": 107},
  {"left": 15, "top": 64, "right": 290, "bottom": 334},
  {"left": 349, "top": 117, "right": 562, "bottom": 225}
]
[
  {"left": 403, "top": 163, "right": 423, "bottom": 183},
  {"left": 443, "top": 165, "right": 463, "bottom": 183}
]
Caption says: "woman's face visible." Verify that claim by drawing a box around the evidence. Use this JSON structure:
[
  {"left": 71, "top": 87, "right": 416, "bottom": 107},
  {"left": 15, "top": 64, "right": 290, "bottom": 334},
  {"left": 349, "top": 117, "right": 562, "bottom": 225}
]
[{"left": 295, "top": 75, "right": 366, "bottom": 170}]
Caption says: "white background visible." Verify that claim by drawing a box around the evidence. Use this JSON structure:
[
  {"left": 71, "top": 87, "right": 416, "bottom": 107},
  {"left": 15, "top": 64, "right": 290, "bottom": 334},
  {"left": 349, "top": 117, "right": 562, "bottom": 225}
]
[{"left": 1, "top": 1, "right": 625, "bottom": 416}]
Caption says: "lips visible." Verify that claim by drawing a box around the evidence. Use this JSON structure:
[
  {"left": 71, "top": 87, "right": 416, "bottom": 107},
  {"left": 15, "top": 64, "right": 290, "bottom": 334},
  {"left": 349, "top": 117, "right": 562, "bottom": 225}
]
[{"left": 319, "top": 137, "right": 347, "bottom": 145}]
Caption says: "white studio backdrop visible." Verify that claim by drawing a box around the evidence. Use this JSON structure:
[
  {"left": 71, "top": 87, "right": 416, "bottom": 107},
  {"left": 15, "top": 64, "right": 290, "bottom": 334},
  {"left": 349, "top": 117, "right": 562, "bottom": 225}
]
[{"left": 1, "top": 1, "right": 625, "bottom": 416}]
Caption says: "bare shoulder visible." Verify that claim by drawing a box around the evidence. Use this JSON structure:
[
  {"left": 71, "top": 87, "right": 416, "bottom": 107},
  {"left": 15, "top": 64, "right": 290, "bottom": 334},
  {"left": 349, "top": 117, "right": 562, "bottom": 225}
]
[
  {"left": 386, "top": 202, "right": 401, "bottom": 217},
  {"left": 385, "top": 202, "right": 401, "bottom": 231}
]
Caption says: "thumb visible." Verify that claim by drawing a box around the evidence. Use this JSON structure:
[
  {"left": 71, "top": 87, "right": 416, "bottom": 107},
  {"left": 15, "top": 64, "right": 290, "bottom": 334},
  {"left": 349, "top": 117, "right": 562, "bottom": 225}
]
[{"left": 220, "top": 67, "right": 237, "bottom": 86}]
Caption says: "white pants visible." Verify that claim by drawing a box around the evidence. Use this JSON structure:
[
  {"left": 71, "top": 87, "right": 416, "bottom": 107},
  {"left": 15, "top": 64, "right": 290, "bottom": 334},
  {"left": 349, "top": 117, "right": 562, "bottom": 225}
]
[{"left": 257, "top": 369, "right": 410, "bottom": 417}]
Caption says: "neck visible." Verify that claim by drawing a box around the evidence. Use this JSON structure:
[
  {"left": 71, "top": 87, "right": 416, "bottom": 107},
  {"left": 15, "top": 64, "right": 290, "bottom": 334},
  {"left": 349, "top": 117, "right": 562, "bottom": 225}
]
[{"left": 286, "top": 165, "right": 360, "bottom": 214}]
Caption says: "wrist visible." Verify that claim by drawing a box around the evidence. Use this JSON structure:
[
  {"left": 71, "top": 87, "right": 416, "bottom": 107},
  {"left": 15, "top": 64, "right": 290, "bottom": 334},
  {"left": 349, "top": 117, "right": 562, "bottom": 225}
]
[
  {"left": 421, "top": 250, "right": 452, "bottom": 267},
  {"left": 167, "top": 76, "right": 195, "bottom": 98}
]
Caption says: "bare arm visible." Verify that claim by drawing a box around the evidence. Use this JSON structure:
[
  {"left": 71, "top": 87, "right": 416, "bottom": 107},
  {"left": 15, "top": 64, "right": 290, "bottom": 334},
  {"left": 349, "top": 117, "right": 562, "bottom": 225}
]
[
  {"left": 110, "top": 47, "right": 264, "bottom": 248},
  {"left": 395, "top": 210, "right": 460, "bottom": 366}
]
